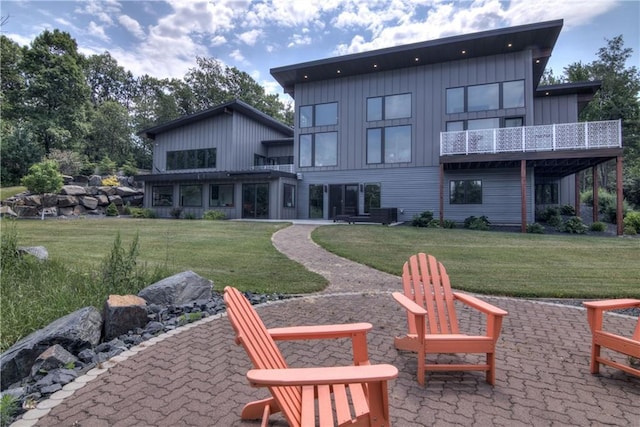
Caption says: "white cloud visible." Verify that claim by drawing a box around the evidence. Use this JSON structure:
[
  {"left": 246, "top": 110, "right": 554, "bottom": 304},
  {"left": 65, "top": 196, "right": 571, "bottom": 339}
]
[
  {"left": 75, "top": 0, "right": 120, "bottom": 26},
  {"left": 210, "top": 35, "right": 228, "bottom": 47},
  {"left": 230, "top": 49, "right": 248, "bottom": 64},
  {"left": 87, "top": 21, "right": 110, "bottom": 42},
  {"left": 288, "top": 33, "right": 313, "bottom": 48},
  {"left": 238, "top": 29, "right": 262, "bottom": 46},
  {"left": 118, "top": 15, "right": 145, "bottom": 40}
]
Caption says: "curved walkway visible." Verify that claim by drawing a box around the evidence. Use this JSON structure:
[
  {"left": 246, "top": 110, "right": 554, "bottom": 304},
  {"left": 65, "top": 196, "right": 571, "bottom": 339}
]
[{"left": 15, "top": 224, "right": 640, "bottom": 426}]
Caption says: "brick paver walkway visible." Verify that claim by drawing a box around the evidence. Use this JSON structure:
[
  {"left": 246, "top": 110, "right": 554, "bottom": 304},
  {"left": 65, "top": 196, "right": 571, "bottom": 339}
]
[{"left": 16, "top": 224, "right": 640, "bottom": 426}]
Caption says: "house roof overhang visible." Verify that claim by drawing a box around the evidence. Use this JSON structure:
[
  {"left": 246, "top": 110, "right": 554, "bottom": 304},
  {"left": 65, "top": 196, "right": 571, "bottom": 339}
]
[
  {"left": 441, "top": 147, "right": 623, "bottom": 178},
  {"left": 535, "top": 80, "right": 602, "bottom": 113},
  {"left": 134, "top": 169, "right": 297, "bottom": 183},
  {"left": 271, "top": 20, "right": 563, "bottom": 97},
  {"left": 138, "top": 99, "right": 293, "bottom": 140}
]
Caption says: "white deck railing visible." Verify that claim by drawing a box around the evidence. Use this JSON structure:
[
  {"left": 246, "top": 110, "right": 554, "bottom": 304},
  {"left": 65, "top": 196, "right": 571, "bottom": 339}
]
[
  {"left": 440, "top": 120, "right": 622, "bottom": 156},
  {"left": 251, "top": 164, "right": 295, "bottom": 173}
]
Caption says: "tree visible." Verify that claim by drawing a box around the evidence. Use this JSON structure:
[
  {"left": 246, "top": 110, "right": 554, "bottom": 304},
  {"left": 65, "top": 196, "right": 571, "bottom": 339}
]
[
  {"left": 83, "top": 52, "right": 135, "bottom": 109},
  {"left": 21, "top": 160, "right": 64, "bottom": 219},
  {"left": 85, "top": 100, "right": 134, "bottom": 166},
  {"left": 0, "top": 35, "right": 26, "bottom": 122},
  {"left": 21, "top": 30, "right": 90, "bottom": 154}
]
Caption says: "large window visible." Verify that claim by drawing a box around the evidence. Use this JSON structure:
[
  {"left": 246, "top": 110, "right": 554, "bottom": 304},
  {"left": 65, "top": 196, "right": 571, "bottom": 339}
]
[
  {"left": 152, "top": 185, "right": 173, "bottom": 207},
  {"left": 180, "top": 184, "right": 202, "bottom": 207},
  {"left": 367, "top": 126, "right": 411, "bottom": 164},
  {"left": 299, "top": 132, "right": 337, "bottom": 167},
  {"left": 446, "top": 80, "right": 524, "bottom": 114},
  {"left": 450, "top": 180, "right": 482, "bottom": 204},
  {"left": 283, "top": 184, "right": 295, "bottom": 208},
  {"left": 210, "top": 184, "right": 234, "bottom": 207},
  {"left": 446, "top": 116, "right": 523, "bottom": 131},
  {"left": 367, "top": 94, "right": 411, "bottom": 121},
  {"left": 364, "top": 183, "right": 381, "bottom": 214},
  {"left": 166, "top": 148, "right": 216, "bottom": 171},
  {"left": 309, "top": 184, "right": 323, "bottom": 218},
  {"left": 300, "top": 102, "right": 338, "bottom": 128}
]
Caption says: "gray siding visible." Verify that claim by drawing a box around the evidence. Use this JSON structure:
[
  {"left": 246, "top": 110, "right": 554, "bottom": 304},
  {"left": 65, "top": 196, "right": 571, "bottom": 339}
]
[
  {"left": 231, "top": 113, "right": 292, "bottom": 169},
  {"left": 533, "top": 94, "right": 579, "bottom": 125},
  {"left": 444, "top": 168, "right": 534, "bottom": 224}
]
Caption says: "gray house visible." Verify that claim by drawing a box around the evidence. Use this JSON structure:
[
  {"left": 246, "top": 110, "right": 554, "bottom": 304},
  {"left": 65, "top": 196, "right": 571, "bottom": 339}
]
[
  {"left": 140, "top": 19, "right": 624, "bottom": 232},
  {"left": 138, "top": 99, "right": 297, "bottom": 220}
]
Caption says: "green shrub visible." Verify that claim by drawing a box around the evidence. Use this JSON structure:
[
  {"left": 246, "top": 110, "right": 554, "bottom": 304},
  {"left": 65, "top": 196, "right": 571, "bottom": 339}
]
[
  {"left": 121, "top": 161, "right": 137, "bottom": 176},
  {"left": 558, "top": 216, "right": 588, "bottom": 234},
  {"left": 581, "top": 189, "right": 630, "bottom": 223},
  {"left": 97, "top": 156, "right": 117, "bottom": 175},
  {"left": 560, "top": 204, "right": 576, "bottom": 216},
  {"left": 411, "top": 211, "right": 434, "bottom": 227},
  {"left": 589, "top": 221, "right": 607, "bottom": 232},
  {"left": 100, "top": 232, "right": 151, "bottom": 294},
  {"left": 0, "top": 393, "right": 19, "bottom": 427},
  {"left": 184, "top": 212, "right": 197, "bottom": 220},
  {"left": 624, "top": 225, "right": 637, "bottom": 235},
  {"left": 45, "top": 149, "right": 84, "bottom": 176},
  {"left": 546, "top": 214, "right": 563, "bottom": 227},
  {"left": 538, "top": 206, "right": 560, "bottom": 222},
  {"left": 203, "top": 210, "right": 226, "bottom": 220},
  {"left": 623, "top": 211, "right": 640, "bottom": 231},
  {"left": 105, "top": 202, "right": 119, "bottom": 216},
  {"left": 130, "top": 208, "right": 156, "bottom": 218},
  {"left": 170, "top": 207, "right": 182, "bottom": 219},
  {"left": 464, "top": 215, "right": 491, "bottom": 230},
  {"left": 526, "top": 223, "right": 545, "bottom": 234},
  {"left": 427, "top": 219, "right": 441, "bottom": 228},
  {"left": 441, "top": 219, "right": 456, "bottom": 229},
  {"left": 0, "top": 220, "right": 19, "bottom": 269}
]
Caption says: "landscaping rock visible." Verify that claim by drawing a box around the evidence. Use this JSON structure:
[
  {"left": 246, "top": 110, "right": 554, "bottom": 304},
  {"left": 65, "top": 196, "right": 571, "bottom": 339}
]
[
  {"left": 14, "top": 206, "right": 38, "bottom": 217},
  {"left": 17, "top": 246, "right": 48, "bottom": 261},
  {"left": 72, "top": 176, "right": 89, "bottom": 185},
  {"left": 80, "top": 196, "right": 99, "bottom": 210},
  {"left": 138, "top": 271, "right": 213, "bottom": 305},
  {"left": 41, "top": 194, "right": 58, "bottom": 207},
  {"left": 60, "top": 185, "right": 87, "bottom": 196},
  {"left": 57, "top": 195, "right": 79, "bottom": 207},
  {"left": 0, "top": 205, "right": 17, "bottom": 217},
  {"left": 103, "top": 295, "right": 148, "bottom": 341},
  {"left": 98, "top": 186, "right": 117, "bottom": 196},
  {"left": 108, "top": 195, "right": 123, "bottom": 205},
  {"left": 0, "top": 306, "right": 102, "bottom": 390},
  {"left": 96, "top": 194, "right": 110, "bottom": 206},
  {"left": 89, "top": 175, "right": 103, "bottom": 186},
  {"left": 23, "top": 195, "right": 41, "bottom": 206},
  {"left": 29, "top": 345, "right": 78, "bottom": 377},
  {"left": 115, "top": 187, "right": 139, "bottom": 198}
]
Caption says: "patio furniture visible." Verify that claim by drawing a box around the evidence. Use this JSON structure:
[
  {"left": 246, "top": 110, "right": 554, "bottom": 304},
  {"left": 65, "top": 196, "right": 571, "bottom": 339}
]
[
  {"left": 583, "top": 298, "right": 640, "bottom": 377},
  {"left": 223, "top": 286, "right": 398, "bottom": 427},
  {"left": 392, "top": 253, "right": 508, "bottom": 385}
]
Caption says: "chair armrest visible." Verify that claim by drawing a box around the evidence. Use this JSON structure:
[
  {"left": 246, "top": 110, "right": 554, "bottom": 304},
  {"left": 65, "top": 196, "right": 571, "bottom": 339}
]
[
  {"left": 583, "top": 299, "right": 640, "bottom": 311},
  {"left": 454, "top": 292, "right": 507, "bottom": 316},
  {"left": 392, "top": 292, "right": 427, "bottom": 316},
  {"left": 247, "top": 364, "right": 398, "bottom": 387},
  {"left": 268, "top": 323, "right": 372, "bottom": 341}
]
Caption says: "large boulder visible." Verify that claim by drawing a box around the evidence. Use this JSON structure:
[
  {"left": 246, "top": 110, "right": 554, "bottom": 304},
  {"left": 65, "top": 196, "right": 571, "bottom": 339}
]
[
  {"left": 60, "top": 185, "right": 87, "bottom": 196},
  {"left": 103, "top": 295, "right": 148, "bottom": 341},
  {"left": 17, "top": 246, "right": 48, "bottom": 261},
  {"left": 138, "top": 271, "right": 213, "bottom": 306},
  {"left": 29, "top": 344, "right": 78, "bottom": 377},
  {"left": 115, "top": 187, "right": 139, "bottom": 198},
  {"left": 23, "top": 195, "right": 41, "bottom": 207},
  {"left": 14, "top": 206, "right": 38, "bottom": 217},
  {"left": 89, "top": 175, "right": 103, "bottom": 186},
  {"left": 0, "top": 306, "right": 102, "bottom": 390},
  {"left": 80, "top": 196, "right": 99, "bottom": 210},
  {"left": 57, "top": 195, "right": 79, "bottom": 207}
]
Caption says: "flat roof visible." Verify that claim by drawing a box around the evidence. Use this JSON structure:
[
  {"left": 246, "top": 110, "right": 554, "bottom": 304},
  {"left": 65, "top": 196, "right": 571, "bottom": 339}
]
[{"left": 271, "top": 20, "right": 563, "bottom": 97}]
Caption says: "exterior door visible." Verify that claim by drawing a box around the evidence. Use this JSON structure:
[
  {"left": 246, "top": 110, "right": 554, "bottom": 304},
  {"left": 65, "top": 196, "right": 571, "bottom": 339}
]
[
  {"left": 329, "top": 184, "right": 358, "bottom": 219},
  {"left": 242, "top": 183, "right": 269, "bottom": 219},
  {"left": 309, "top": 184, "right": 324, "bottom": 218}
]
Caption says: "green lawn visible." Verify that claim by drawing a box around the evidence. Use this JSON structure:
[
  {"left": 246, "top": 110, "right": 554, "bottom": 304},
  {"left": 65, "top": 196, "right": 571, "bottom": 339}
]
[
  {"left": 0, "top": 186, "right": 26, "bottom": 200},
  {"left": 312, "top": 225, "right": 640, "bottom": 298}
]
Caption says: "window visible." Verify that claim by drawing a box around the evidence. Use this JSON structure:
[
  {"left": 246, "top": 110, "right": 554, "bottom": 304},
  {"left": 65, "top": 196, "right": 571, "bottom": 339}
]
[
  {"left": 299, "top": 102, "right": 337, "bottom": 127},
  {"left": 504, "top": 117, "right": 524, "bottom": 127},
  {"left": 446, "top": 121, "right": 465, "bottom": 132},
  {"left": 450, "top": 180, "right": 482, "bottom": 204},
  {"left": 535, "top": 183, "right": 558, "bottom": 204},
  {"left": 467, "top": 118, "right": 500, "bottom": 130},
  {"left": 367, "top": 126, "right": 411, "bottom": 164},
  {"left": 446, "top": 80, "right": 524, "bottom": 113},
  {"left": 367, "top": 94, "right": 411, "bottom": 121},
  {"left": 166, "top": 148, "right": 216, "bottom": 170},
  {"left": 364, "top": 183, "right": 381, "bottom": 214},
  {"left": 180, "top": 184, "right": 202, "bottom": 207},
  {"left": 299, "top": 132, "right": 337, "bottom": 167},
  {"left": 152, "top": 185, "right": 173, "bottom": 207},
  {"left": 503, "top": 80, "right": 525, "bottom": 108},
  {"left": 446, "top": 87, "right": 465, "bottom": 114},
  {"left": 210, "top": 184, "right": 234, "bottom": 207},
  {"left": 283, "top": 184, "right": 295, "bottom": 208},
  {"left": 468, "top": 83, "right": 499, "bottom": 111}
]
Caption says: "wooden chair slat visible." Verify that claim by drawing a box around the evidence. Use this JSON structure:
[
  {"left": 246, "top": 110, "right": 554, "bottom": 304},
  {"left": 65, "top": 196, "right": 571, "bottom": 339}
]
[
  {"left": 348, "top": 382, "right": 369, "bottom": 419},
  {"left": 301, "top": 385, "right": 316, "bottom": 426},
  {"left": 317, "top": 385, "right": 334, "bottom": 427},
  {"left": 332, "top": 383, "right": 351, "bottom": 425}
]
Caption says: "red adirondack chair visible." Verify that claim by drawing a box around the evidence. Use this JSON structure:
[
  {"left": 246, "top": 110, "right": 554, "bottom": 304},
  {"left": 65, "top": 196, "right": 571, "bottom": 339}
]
[
  {"left": 393, "top": 253, "right": 507, "bottom": 385},
  {"left": 224, "top": 286, "right": 398, "bottom": 426}
]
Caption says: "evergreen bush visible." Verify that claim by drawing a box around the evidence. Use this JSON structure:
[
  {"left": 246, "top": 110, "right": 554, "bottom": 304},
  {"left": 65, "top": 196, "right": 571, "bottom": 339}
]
[
  {"left": 558, "top": 216, "right": 588, "bottom": 234},
  {"left": 526, "top": 223, "right": 545, "bottom": 234},
  {"left": 589, "top": 221, "right": 607, "bottom": 232},
  {"left": 105, "top": 202, "right": 119, "bottom": 216},
  {"left": 203, "top": 210, "right": 226, "bottom": 220},
  {"left": 464, "top": 215, "right": 491, "bottom": 230},
  {"left": 411, "top": 211, "right": 434, "bottom": 227}
]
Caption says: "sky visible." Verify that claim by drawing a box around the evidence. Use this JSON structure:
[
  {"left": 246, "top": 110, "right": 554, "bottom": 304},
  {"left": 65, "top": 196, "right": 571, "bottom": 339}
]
[{"left": 2, "top": 0, "right": 639, "bottom": 103}]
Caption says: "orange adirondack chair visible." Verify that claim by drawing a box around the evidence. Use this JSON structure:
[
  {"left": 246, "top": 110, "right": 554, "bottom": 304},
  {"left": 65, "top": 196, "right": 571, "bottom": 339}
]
[
  {"left": 392, "top": 253, "right": 507, "bottom": 385},
  {"left": 583, "top": 299, "right": 640, "bottom": 377},
  {"left": 224, "top": 286, "right": 398, "bottom": 427}
]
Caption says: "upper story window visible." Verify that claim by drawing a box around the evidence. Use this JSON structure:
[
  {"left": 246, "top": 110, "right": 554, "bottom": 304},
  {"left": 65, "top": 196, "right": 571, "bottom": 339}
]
[
  {"left": 446, "top": 116, "right": 523, "bottom": 131},
  {"left": 367, "top": 125, "right": 411, "bottom": 164},
  {"left": 367, "top": 94, "right": 411, "bottom": 121},
  {"left": 300, "top": 102, "right": 338, "bottom": 128},
  {"left": 446, "top": 80, "right": 524, "bottom": 114},
  {"left": 166, "top": 148, "right": 216, "bottom": 171},
  {"left": 299, "top": 132, "right": 337, "bottom": 167}
]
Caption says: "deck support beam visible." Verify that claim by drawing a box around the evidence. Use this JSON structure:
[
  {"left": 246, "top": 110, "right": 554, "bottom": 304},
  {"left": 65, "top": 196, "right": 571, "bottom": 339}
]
[
  {"left": 439, "top": 164, "right": 444, "bottom": 226},
  {"left": 574, "top": 172, "right": 581, "bottom": 218},
  {"left": 616, "top": 156, "right": 623, "bottom": 236},
  {"left": 592, "top": 167, "right": 599, "bottom": 223}
]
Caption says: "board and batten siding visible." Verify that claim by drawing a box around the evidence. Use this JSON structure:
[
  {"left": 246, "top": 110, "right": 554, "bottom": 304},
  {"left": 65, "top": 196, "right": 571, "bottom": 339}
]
[
  {"left": 444, "top": 168, "right": 534, "bottom": 224},
  {"left": 231, "top": 113, "right": 293, "bottom": 170},
  {"left": 293, "top": 50, "right": 531, "bottom": 174},
  {"left": 533, "top": 94, "right": 579, "bottom": 125}
]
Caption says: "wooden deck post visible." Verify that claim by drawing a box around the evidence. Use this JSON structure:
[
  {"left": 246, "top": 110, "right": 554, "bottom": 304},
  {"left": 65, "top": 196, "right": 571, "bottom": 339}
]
[
  {"left": 616, "top": 156, "right": 623, "bottom": 235},
  {"left": 521, "top": 160, "right": 527, "bottom": 233},
  {"left": 592, "top": 167, "right": 599, "bottom": 222},
  {"left": 574, "top": 172, "right": 581, "bottom": 218},
  {"left": 439, "top": 164, "right": 444, "bottom": 226}
]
